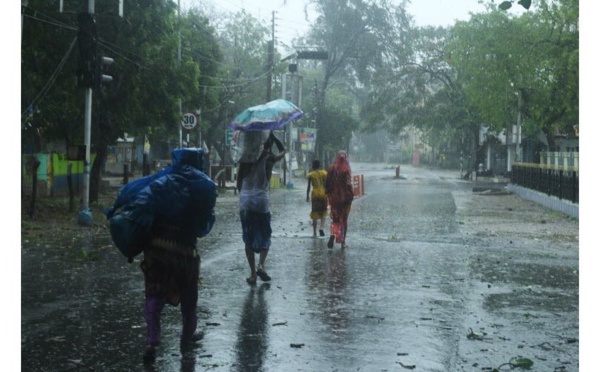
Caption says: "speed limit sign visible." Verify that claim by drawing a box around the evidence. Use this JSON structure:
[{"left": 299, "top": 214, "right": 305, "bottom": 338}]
[{"left": 181, "top": 113, "right": 197, "bottom": 130}]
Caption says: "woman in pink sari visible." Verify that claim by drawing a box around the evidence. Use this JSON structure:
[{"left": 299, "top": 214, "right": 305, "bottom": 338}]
[{"left": 325, "top": 150, "right": 354, "bottom": 249}]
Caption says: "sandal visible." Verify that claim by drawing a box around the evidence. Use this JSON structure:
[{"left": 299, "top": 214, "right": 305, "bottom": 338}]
[
  {"left": 319, "top": 229, "right": 325, "bottom": 237},
  {"left": 256, "top": 268, "right": 271, "bottom": 282},
  {"left": 327, "top": 235, "right": 335, "bottom": 248},
  {"left": 246, "top": 277, "right": 257, "bottom": 285}
]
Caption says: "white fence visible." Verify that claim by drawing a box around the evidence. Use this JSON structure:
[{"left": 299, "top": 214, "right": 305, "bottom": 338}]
[{"left": 540, "top": 152, "right": 578, "bottom": 171}]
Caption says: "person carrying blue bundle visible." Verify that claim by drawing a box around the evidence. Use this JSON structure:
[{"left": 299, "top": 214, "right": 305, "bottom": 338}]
[{"left": 104, "top": 148, "right": 217, "bottom": 361}]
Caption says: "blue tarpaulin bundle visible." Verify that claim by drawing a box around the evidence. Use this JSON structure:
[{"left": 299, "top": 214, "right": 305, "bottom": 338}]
[{"left": 105, "top": 148, "right": 217, "bottom": 261}]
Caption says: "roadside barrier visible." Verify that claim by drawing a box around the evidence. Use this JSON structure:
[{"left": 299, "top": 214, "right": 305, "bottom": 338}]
[{"left": 353, "top": 174, "right": 365, "bottom": 198}]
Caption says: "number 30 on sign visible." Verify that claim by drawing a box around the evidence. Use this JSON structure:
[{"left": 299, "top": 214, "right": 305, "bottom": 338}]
[{"left": 181, "top": 113, "right": 197, "bottom": 130}]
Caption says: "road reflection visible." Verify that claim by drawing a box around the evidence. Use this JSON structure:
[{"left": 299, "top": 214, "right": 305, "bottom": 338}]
[
  {"left": 307, "top": 240, "right": 350, "bottom": 335},
  {"left": 234, "top": 283, "right": 270, "bottom": 371},
  {"left": 323, "top": 249, "right": 349, "bottom": 331}
]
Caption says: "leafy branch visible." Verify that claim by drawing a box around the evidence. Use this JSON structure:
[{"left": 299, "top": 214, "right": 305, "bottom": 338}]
[{"left": 499, "top": 0, "right": 532, "bottom": 11}]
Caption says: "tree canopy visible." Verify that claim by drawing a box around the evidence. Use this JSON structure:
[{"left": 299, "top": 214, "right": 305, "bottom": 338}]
[{"left": 21, "top": 0, "right": 579, "bottom": 183}]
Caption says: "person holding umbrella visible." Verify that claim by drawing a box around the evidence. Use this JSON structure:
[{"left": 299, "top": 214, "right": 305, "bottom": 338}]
[
  {"left": 228, "top": 99, "right": 301, "bottom": 284},
  {"left": 237, "top": 131, "right": 286, "bottom": 285}
]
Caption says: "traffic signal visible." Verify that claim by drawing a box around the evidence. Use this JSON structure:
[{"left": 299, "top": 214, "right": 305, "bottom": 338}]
[
  {"left": 96, "top": 56, "right": 114, "bottom": 86},
  {"left": 76, "top": 12, "right": 97, "bottom": 88},
  {"left": 296, "top": 51, "right": 329, "bottom": 60}
]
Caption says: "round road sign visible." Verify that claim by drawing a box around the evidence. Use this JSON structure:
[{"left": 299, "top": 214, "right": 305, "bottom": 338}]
[{"left": 181, "top": 113, "right": 197, "bottom": 130}]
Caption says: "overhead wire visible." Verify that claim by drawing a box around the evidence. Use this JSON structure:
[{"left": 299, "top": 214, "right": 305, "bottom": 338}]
[
  {"left": 21, "top": 2, "right": 280, "bottom": 114},
  {"left": 22, "top": 4, "right": 77, "bottom": 31},
  {"left": 22, "top": 36, "right": 77, "bottom": 117}
]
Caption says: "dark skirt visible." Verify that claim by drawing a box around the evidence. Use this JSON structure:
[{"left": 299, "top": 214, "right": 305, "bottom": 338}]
[
  {"left": 140, "top": 238, "right": 199, "bottom": 306},
  {"left": 240, "top": 209, "right": 272, "bottom": 253}
]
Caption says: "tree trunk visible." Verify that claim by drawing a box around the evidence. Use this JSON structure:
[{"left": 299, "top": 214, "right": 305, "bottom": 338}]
[
  {"left": 542, "top": 127, "right": 558, "bottom": 152},
  {"left": 89, "top": 145, "right": 107, "bottom": 204},
  {"left": 28, "top": 158, "right": 41, "bottom": 219}
]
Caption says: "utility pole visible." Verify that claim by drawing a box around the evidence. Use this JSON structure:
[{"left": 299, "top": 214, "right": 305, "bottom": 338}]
[
  {"left": 77, "top": 0, "right": 95, "bottom": 226},
  {"left": 288, "top": 70, "right": 296, "bottom": 187},
  {"left": 178, "top": 0, "right": 183, "bottom": 148},
  {"left": 21, "top": 1, "right": 28, "bottom": 41},
  {"left": 313, "top": 79, "right": 319, "bottom": 159},
  {"left": 266, "top": 11, "right": 275, "bottom": 101},
  {"left": 76, "top": 0, "right": 114, "bottom": 226},
  {"left": 516, "top": 89, "right": 522, "bottom": 162}
]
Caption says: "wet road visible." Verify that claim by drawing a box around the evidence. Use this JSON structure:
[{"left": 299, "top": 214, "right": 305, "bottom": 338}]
[{"left": 21, "top": 163, "right": 579, "bottom": 371}]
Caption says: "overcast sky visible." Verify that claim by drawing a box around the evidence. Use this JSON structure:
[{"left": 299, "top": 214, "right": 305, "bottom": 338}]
[{"left": 198, "top": 0, "right": 521, "bottom": 48}]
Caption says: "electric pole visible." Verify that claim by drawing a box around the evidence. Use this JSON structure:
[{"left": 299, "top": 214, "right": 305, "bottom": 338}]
[
  {"left": 266, "top": 11, "right": 275, "bottom": 102},
  {"left": 76, "top": 1, "right": 95, "bottom": 226},
  {"left": 76, "top": 0, "right": 114, "bottom": 226},
  {"left": 178, "top": 0, "right": 183, "bottom": 148}
]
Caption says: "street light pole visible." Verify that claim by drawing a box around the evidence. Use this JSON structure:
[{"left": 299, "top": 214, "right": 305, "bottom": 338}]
[
  {"left": 78, "top": 0, "right": 95, "bottom": 226},
  {"left": 516, "top": 89, "right": 522, "bottom": 162},
  {"left": 178, "top": 0, "right": 183, "bottom": 148}
]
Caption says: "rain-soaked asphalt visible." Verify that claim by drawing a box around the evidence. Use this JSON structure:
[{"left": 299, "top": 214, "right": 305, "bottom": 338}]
[{"left": 21, "top": 163, "right": 579, "bottom": 371}]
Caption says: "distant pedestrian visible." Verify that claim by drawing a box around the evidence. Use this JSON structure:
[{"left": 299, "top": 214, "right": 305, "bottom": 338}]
[
  {"left": 306, "top": 159, "right": 328, "bottom": 237},
  {"left": 105, "top": 148, "right": 217, "bottom": 361},
  {"left": 237, "top": 131, "right": 286, "bottom": 285},
  {"left": 325, "top": 150, "right": 354, "bottom": 249}
]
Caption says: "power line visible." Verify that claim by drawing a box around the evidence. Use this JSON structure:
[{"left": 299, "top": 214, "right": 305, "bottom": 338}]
[
  {"left": 22, "top": 3, "right": 275, "bottom": 111},
  {"left": 22, "top": 37, "right": 77, "bottom": 117},
  {"left": 22, "top": 4, "right": 77, "bottom": 31},
  {"left": 23, "top": 13, "right": 76, "bottom": 31}
]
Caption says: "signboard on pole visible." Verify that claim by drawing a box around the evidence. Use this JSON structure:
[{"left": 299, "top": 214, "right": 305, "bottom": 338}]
[
  {"left": 181, "top": 112, "right": 197, "bottom": 130},
  {"left": 225, "top": 129, "right": 234, "bottom": 146},
  {"left": 300, "top": 128, "right": 317, "bottom": 152}
]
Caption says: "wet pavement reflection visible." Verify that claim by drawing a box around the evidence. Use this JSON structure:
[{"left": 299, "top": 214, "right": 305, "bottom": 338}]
[
  {"left": 21, "top": 164, "right": 579, "bottom": 371},
  {"left": 234, "top": 283, "right": 270, "bottom": 371}
]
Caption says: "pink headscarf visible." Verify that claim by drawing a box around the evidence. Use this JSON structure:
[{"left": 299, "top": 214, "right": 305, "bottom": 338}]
[{"left": 333, "top": 150, "right": 351, "bottom": 174}]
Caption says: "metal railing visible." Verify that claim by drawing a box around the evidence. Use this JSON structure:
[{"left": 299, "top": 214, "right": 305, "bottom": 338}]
[
  {"left": 511, "top": 163, "right": 578, "bottom": 204},
  {"left": 540, "top": 151, "right": 579, "bottom": 170}
]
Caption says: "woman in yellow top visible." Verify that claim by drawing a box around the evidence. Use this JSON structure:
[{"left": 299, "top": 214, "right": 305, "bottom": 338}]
[{"left": 306, "top": 159, "right": 328, "bottom": 237}]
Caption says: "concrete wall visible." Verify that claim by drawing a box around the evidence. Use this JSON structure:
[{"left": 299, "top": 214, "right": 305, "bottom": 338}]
[{"left": 507, "top": 183, "right": 578, "bottom": 219}]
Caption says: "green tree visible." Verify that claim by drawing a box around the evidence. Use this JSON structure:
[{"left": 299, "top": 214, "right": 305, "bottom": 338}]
[
  {"left": 302, "top": 0, "right": 412, "bottom": 156},
  {"left": 21, "top": 0, "right": 222, "bottom": 202},
  {"left": 176, "top": 7, "right": 223, "bottom": 152},
  {"left": 88, "top": 0, "right": 199, "bottom": 200},
  {"left": 21, "top": 2, "right": 82, "bottom": 152},
  {"left": 360, "top": 21, "right": 483, "bottom": 167},
  {"left": 204, "top": 10, "right": 274, "bottom": 169},
  {"left": 447, "top": 0, "right": 578, "bottom": 150},
  {"left": 317, "top": 87, "right": 361, "bottom": 155}
]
